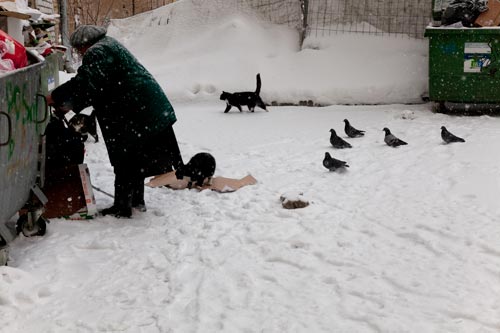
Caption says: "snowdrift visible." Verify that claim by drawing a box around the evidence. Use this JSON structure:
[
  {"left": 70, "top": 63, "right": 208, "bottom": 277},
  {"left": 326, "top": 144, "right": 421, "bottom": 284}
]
[{"left": 108, "top": 0, "right": 429, "bottom": 105}]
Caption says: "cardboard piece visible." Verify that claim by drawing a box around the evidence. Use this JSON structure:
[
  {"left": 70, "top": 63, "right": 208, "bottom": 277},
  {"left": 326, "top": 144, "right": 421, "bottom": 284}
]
[
  {"left": 475, "top": 0, "right": 500, "bottom": 26},
  {"left": 77, "top": 164, "right": 97, "bottom": 216},
  {"left": 146, "top": 171, "right": 257, "bottom": 193},
  {"left": 43, "top": 163, "right": 97, "bottom": 219}
]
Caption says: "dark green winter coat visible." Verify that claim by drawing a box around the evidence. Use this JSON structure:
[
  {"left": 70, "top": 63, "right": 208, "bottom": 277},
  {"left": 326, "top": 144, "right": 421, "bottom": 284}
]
[{"left": 51, "top": 36, "right": 178, "bottom": 171}]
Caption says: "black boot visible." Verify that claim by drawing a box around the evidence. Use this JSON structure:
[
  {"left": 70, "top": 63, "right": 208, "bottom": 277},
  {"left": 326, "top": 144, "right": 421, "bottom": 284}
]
[
  {"left": 101, "top": 172, "right": 133, "bottom": 218},
  {"left": 131, "top": 177, "right": 147, "bottom": 212},
  {"left": 100, "top": 205, "right": 132, "bottom": 218}
]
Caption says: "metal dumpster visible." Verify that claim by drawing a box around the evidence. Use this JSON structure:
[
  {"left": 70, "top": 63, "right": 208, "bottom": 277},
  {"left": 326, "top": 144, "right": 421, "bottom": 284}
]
[
  {"left": 0, "top": 53, "right": 59, "bottom": 263},
  {"left": 425, "top": 27, "right": 500, "bottom": 112}
]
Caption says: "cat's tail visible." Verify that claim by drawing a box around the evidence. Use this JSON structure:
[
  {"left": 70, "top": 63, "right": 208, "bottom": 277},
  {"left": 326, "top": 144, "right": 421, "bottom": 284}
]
[{"left": 255, "top": 73, "right": 262, "bottom": 95}]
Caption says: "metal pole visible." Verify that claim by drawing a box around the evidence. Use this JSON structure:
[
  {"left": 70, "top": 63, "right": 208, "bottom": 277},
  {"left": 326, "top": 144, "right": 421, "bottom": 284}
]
[
  {"left": 300, "top": 0, "right": 309, "bottom": 48},
  {"left": 92, "top": 185, "right": 115, "bottom": 198},
  {"left": 58, "top": 0, "right": 74, "bottom": 72}
]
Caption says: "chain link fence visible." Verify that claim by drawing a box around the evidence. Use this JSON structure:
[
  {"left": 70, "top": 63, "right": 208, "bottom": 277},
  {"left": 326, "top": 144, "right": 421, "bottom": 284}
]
[{"left": 233, "top": 0, "right": 432, "bottom": 40}]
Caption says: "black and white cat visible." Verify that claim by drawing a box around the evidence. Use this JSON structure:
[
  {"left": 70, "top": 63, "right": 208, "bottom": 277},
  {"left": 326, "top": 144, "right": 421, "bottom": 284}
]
[
  {"left": 220, "top": 73, "right": 268, "bottom": 113},
  {"left": 69, "top": 112, "right": 99, "bottom": 142},
  {"left": 175, "top": 152, "right": 216, "bottom": 189}
]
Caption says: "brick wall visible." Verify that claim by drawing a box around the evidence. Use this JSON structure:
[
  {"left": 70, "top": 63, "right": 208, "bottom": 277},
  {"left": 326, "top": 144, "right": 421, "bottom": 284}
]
[
  {"left": 25, "top": 0, "right": 177, "bottom": 46},
  {"left": 133, "top": 0, "right": 174, "bottom": 16},
  {"left": 65, "top": 0, "right": 176, "bottom": 32}
]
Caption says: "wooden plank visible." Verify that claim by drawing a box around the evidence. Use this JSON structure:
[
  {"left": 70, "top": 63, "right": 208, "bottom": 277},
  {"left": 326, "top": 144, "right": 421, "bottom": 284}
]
[{"left": 0, "top": 11, "right": 31, "bottom": 19}]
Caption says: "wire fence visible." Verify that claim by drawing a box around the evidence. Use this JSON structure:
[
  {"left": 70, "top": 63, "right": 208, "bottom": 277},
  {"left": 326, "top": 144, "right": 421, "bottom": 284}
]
[{"left": 236, "top": 0, "right": 432, "bottom": 40}]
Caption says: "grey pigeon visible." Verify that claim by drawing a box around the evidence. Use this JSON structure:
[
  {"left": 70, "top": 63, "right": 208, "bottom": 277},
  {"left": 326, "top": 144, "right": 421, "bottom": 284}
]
[
  {"left": 383, "top": 127, "right": 407, "bottom": 147},
  {"left": 323, "top": 152, "right": 349, "bottom": 171},
  {"left": 441, "top": 126, "right": 465, "bottom": 143},
  {"left": 329, "top": 129, "right": 352, "bottom": 149},
  {"left": 344, "top": 119, "right": 365, "bottom": 138}
]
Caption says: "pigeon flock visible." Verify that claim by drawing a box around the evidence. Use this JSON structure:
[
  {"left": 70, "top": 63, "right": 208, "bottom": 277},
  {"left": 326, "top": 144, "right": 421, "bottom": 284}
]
[{"left": 323, "top": 119, "right": 466, "bottom": 172}]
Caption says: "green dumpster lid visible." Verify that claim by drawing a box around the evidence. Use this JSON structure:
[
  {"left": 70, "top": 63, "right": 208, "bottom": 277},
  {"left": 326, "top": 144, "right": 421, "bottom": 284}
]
[{"left": 425, "top": 27, "right": 500, "bottom": 37}]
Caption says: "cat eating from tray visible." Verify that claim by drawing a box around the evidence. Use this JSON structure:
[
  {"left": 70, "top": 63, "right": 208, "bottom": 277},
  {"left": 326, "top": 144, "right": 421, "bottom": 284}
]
[{"left": 175, "top": 152, "right": 216, "bottom": 189}]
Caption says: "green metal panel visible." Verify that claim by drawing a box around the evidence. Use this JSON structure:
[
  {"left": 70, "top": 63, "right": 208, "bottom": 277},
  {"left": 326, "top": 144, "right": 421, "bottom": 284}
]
[{"left": 425, "top": 27, "right": 500, "bottom": 104}]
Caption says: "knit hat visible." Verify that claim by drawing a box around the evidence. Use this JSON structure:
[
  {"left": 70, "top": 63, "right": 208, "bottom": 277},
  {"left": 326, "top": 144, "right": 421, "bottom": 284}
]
[{"left": 70, "top": 25, "right": 107, "bottom": 48}]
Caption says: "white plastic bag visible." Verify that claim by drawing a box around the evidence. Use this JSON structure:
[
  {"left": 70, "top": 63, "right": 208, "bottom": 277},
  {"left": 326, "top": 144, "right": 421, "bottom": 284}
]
[
  {"left": 0, "top": 40, "right": 16, "bottom": 72},
  {"left": 0, "top": 58, "right": 15, "bottom": 72}
]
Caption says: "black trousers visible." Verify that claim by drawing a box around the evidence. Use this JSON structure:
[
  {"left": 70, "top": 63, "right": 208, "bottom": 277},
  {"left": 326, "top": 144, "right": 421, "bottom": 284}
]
[
  {"left": 113, "top": 171, "right": 145, "bottom": 208},
  {"left": 112, "top": 125, "right": 182, "bottom": 209}
]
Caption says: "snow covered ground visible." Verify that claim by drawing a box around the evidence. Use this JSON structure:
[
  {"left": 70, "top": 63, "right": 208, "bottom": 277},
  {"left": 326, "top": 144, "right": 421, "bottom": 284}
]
[{"left": 3, "top": 0, "right": 500, "bottom": 332}]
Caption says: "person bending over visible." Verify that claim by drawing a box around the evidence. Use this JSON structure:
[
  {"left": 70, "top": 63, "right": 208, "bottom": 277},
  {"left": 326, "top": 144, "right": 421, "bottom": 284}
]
[{"left": 47, "top": 25, "right": 183, "bottom": 218}]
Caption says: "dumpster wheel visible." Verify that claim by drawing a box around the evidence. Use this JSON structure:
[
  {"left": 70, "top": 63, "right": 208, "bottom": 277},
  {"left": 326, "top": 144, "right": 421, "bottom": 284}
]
[
  {"left": 432, "top": 101, "right": 447, "bottom": 113},
  {"left": 16, "top": 212, "right": 47, "bottom": 237},
  {"left": 0, "top": 236, "right": 8, "bottom": 266}
]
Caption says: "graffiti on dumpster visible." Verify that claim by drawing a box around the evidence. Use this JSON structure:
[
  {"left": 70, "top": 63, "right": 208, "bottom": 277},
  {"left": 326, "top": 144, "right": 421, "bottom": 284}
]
[{"left": 2, "top": 81, "right": 40, "bottom": 162}]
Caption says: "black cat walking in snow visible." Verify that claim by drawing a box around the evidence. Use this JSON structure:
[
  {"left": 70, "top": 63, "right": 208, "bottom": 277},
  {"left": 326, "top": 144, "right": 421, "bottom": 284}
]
[{"left": 220, "top": 73, "right": 268, "bottom": 113}]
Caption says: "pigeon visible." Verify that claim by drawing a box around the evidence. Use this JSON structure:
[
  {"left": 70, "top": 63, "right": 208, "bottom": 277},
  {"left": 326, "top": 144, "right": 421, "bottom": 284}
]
[
  {"left": 441, "top": 126, "right": 465, "bottom": 143},
  {"left": 329, "top": 129, "right": 352, "bottom": 149},
  {"left": 343, "top": 119, "right": 365, "bottom": 138},
  {"left": 323, "top": 152, "right": 349, "bottom": 171},
  {"left": 383, "top": 127, "right": 407, "bottom": 147}
]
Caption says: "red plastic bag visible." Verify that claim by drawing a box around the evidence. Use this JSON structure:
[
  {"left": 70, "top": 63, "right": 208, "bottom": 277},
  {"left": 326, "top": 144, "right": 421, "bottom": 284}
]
[{"left": 0, "top": 29, "right": 28, "bottom": 69}]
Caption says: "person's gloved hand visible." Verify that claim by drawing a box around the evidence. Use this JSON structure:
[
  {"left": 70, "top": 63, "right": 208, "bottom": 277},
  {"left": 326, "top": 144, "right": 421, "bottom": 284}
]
[
  {"left": 46, "top": 94, "right": 70, "bottom": 110},
  {"left": 46, "top": 94, "right": 72, "bottom": 118},
  {"left": 52, "top": 108, "right": 67, "bottom": 120},
  {"left": 45, "top": 94, "right": 54, "bottom": 106}
]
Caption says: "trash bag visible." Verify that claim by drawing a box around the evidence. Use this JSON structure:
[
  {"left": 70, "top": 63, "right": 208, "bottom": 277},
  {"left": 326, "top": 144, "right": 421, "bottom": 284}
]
[
  {"left": 44, "top": 114, "right": 85, "bottom": 172},
  {"left": 442, "top": 0, "right": 488, "bottom": 27},
  {"left": 0, "top": 30, "right": 27, "bottom": 69}
]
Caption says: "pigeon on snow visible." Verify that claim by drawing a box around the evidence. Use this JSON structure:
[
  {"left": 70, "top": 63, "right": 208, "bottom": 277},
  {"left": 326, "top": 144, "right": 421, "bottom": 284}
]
[
  {"left": 323, "top": 152, "right": 349, "bottom": 171},
  {"left": 343, "top": 119, "right": 365, "bottom": 138},
  {"left": 383, "top": 127, "right": 407, "bottom": 147},
  {"left": 441, "top": 126, "right": 465, "bottom": 143},
  {"left": 329, "top": 129, "right": 352, "bottom": 149}
]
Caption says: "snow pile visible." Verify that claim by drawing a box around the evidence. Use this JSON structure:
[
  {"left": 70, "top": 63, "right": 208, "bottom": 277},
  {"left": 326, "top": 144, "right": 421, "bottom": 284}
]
[{"left": 108, "top": 0, "right": 429, "bottom": 105}]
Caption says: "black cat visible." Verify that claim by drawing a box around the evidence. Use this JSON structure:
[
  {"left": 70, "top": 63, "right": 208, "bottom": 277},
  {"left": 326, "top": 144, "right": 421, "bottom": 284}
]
[
  {"left": 175, "top": 152, "right": 216, "bottom": 189},
  {"left": 220, "top": 73, "right": 268, "bottom": 113},
  {"left": 69, "top": 112, "right": 99, "bottom": 142}
]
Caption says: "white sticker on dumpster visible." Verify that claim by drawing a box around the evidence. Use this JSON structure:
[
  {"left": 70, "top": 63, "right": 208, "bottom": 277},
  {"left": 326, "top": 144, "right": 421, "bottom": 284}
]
[
  {"left": 464, "top": 42, "right": 491, "bottom": 73},
  {"left": 48, "top": 76, "right": 55, "bottom": 91}
]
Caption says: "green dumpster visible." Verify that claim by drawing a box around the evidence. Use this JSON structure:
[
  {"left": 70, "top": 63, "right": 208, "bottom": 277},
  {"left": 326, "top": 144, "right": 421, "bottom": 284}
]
[{"left": 425, "top": 27, "right": 500, "bottom": 112}]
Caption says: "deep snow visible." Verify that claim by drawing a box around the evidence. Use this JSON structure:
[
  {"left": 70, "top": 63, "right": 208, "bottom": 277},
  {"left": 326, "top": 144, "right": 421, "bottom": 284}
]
[{"left": 2, "top": 1, "right": 500, "bottom": 332}]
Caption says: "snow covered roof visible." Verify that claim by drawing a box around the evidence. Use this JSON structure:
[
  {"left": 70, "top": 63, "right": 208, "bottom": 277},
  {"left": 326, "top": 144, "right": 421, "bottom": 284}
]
[
  {"left": 0, "top": 0, "right": 59, "bottom": 22},
  {"left": 0, "top": 1, "right": 31, "bottom": 19}
]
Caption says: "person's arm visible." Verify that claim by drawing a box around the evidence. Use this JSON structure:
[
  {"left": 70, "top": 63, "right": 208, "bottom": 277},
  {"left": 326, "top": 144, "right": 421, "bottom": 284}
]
[{"left": 50, "top": 46, "right": 112, "bottom": 113}]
